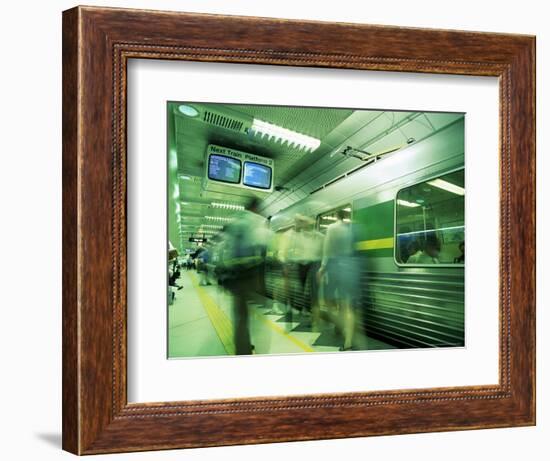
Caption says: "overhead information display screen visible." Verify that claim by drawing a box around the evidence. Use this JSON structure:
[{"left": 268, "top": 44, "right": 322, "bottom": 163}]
[
  {"left": 243, "top": 161, "right": 272, "bottom": 190},
  {"left": 204, "top": 145, "right": 274, "bottom": 193},
  {"left": 208, "top": 154, "right": 241, "bottom": 184}
]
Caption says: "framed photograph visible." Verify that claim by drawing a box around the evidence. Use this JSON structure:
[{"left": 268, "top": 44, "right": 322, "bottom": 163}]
[{"left": 62, "top": 6, "right": 535, "bottom": 455}]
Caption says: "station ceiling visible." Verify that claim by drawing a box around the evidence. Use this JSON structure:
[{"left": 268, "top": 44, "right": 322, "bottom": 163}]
[{"left": 167, "top": 102, "right": 463, "bottom": 249}]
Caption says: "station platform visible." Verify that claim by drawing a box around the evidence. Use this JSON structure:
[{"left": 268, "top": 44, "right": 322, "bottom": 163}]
[{"left": 168, "top": 270, "right": 394, "bottom": 358}]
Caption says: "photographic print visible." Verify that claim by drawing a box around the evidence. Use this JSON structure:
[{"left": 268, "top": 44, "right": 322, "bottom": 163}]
[{"left": 167, "top": 103, "right": 465, "bottom": 358}]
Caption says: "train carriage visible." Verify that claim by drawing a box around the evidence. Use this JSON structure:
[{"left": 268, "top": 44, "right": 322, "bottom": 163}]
[{"left": 268, "top": 118, "right": 465, "bottom": 348}]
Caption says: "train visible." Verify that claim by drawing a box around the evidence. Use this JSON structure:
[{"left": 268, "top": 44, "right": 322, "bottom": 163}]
[{"left": 265, "top": 117, "right": 465, "bottom": 348}]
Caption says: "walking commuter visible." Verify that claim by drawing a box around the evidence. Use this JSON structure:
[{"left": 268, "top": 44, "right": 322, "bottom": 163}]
[
  {"left": 317, "top": 209, "right": 359, "bottom": 351},
  {"left": 222, "top": 198, "right": 269, "bottom": 355},
  {"left": 197, "top": 246, "right": 211, "bottom": 286},
  {"left": 279, "top": 214, "right": 323, "bottom": 328}
]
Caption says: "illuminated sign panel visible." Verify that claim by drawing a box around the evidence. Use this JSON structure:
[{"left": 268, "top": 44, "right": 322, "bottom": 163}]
[
  {"left": 243, "top": 161, "right": 272, "bottom": 190},
  {"left": 189, "top": 237, "right": 207, "bottom": 243},
  {"left": 204, "top": 145, "right": 274, "bottom": 193},
  {"left": 207, "top": 154, "right": 241, "bottom": 184}
]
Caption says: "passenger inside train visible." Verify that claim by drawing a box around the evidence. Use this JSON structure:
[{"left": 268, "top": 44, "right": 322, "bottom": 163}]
[{"left": 167, "top": 102, "right": 465, "bottom": 358}]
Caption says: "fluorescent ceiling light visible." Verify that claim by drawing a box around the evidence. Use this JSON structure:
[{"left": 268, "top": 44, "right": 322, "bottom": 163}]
[
  {"left": 173, "top": 184, "right": 180, "bottom": 200},
  {"left": 397, "top": 199, "right": 421, "bottom": 208},
  {"left": 250, "top": 118, "right": 321, "bottom": 152},
  {"left": 343, "top": 207, "right": 351, "bottom": 212},
  {"left": 168, "top": 149, "right": 178, "bottom": 171},
  {"left": 211, "top": 202, "right": 245, "bottom": 211},
  {"left": 205, "top": 216, "right": 233, "bottom": 222},
  {"left": 427, "top": 179, "right": 465, "bottom": 196},
  {"left": 322, "top": 216, "right": 337, "bottom": 221},
  {"left": 179, "top": 174, "right": 191, "bottom": 180}
]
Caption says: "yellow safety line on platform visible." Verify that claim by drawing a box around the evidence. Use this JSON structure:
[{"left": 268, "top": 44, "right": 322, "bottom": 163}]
[
  {"left": 189, "top": 273, "right": 235, "bottom": 355},
  {"left": 356, "top": 237, "right": 394, "bottom": 251},
  {"left": 191, "top": 273, "right": 314, "bottom": 354},
  {"left": 255, "top": 313, "right": 315, "bottom": 353}
]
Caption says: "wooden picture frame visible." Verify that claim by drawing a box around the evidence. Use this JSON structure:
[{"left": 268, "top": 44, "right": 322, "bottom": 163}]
[{"left": 62, "top": 5, "right": 536, "bottom": 455}]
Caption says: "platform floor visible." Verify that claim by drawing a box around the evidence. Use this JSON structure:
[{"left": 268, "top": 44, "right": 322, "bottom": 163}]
[{"left": 168, "top": 271, "right": 394, "bottom": 358}]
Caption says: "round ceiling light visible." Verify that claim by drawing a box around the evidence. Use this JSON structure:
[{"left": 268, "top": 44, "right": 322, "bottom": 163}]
[{"left": 178, "top": 104, "right": 199, "bottom": 117}]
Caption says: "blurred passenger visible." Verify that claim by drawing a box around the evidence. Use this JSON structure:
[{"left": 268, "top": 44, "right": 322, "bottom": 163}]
[
  {"left": 407, "top": 233, "right": 441, "bottom": 264},
  {"left": 259, "top": 216, "right": 275, "bottom": 312},
  {"left": 197, "top": 246, "right": 211, "bottom": 286},
  {"left": 405, "top": 239, "right": 421, "bottom": 263},
  {"left": 454, "top": 241, "right": 465, "bottom": 264},
  {"left": 280, "top": 214, "right": 323, "bottom": 326},
  {"left": 397, "top": 226, "right": 413, "bottom": 263},
  {"left": 167, "top": 242, "right": 182, "bottom": 304},
  {"left": 262, "top": 227, "right": 288, "bottom": 315},
  {"left": 168, "top": 241, "right": 178, "bottom": 261},
  {"left": 168, "top": 259, "right": 183, "bottom": 307},
  {"left": 277, "top": 228, "right": 293, "bottom": 317},
  {"left": 184, "top": 255, "right": 193, "bottom": 270},
  {"left": 317, "top": 209, "right": 359, "bottom": 351},
  {"left": 168, "top": 259, "right": 183, "bottom": 290},
  {"left": 222, "top": 198, "right": 269, "bottom": 355},
  {"left": 189, "top": 247, "right": 200, "bottom": 271}
]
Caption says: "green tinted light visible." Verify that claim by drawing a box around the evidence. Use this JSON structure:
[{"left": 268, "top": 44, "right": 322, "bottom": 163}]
[{"left": 178, "top": 104, "right": 199, "bottom": 117}]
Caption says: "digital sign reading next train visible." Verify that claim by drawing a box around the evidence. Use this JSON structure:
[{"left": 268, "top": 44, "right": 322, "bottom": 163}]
[{"left": 205, "top": 145, "right": 274, "bottom": 192}]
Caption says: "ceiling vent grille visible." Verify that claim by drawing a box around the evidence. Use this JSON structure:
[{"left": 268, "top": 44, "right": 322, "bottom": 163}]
[{"left": 203, "top": 110, "right": 247, "bottom": 133}]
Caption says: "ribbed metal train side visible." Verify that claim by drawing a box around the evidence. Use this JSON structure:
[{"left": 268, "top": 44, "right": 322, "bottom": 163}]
[{"left": 360, "top": 269, "right": 464, "bottom": 348}]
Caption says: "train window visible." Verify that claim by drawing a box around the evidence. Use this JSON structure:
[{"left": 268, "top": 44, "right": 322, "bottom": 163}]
[
  {"left": 317, "top": 205, "right": 352, "bottom": 235},
  {"left": 395, "top": 170, "right": 464, "bottom": 265}
]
